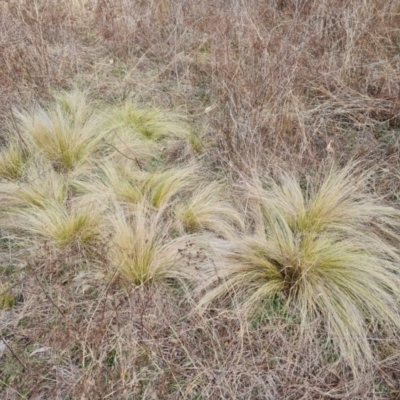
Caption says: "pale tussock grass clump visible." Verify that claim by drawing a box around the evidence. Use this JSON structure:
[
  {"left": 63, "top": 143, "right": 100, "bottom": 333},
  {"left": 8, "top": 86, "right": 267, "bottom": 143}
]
[
  {"left": 140, "top": 165, "right": 196, "bottom": 209},
  {"left": 106, "top": 101, "right": 189, "bottom": 142},
  {"left": 7, "top": 199, "right": 103, "bottom": 250},
  {"left": 104, "top": 101, "right": 200, "bottom": 156},
  {"left": 73, "top": 161, "right": 196, "bottom": 211},
  {"left": 1, "top": 162, "right": 69, "bottom": 210},
  {"left": 106, "top": 131, "right": 160, "bottom": 167},
  {"left": 198, "top": 165, "right": 400, "bottom": 370},
  {"left": 174, "top": 181, "right": 244, "bottom": 237},
  {"left": 71, "top": 159, "right": 145, "bottom": 206},
  {"left": 0, "top": 141, "right": 28, "bottom": 181},
  {"left": 0, "top": 282, "right": 14, "bottom": 309},
  {"left": 107, "top": 204, "right": 203, "bottom": 286},
  {"left": 15, "top": 90, "right": 107, "bottom": 172}
]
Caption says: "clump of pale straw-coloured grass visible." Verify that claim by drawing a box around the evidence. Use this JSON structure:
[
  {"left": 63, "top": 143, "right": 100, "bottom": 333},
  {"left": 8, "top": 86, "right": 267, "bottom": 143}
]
[
  {"left": 15, "top": 90, "right": 106, "bottom": 172},
  {"left": 198, "top": 164, "right": 400, "bottom": 371},
  {"left": 107, "top": 203, "right": 206, "bottom": 286}
]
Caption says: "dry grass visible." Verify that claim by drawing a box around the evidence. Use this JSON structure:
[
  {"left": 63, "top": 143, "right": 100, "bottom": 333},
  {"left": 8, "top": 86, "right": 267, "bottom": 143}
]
[
  {"left": 72, "top": 162, "right": 197, "bottom": 212},
  {"left": 1, "top": 164, "right": 68, "bottom": 210},
  {"left": 105, "top": 101, "right": 190, "bottom": 141},
  {"left": 6, "top": 200, "right": 103, "bottom": 251},
  {"left": 107, "top": 204, "right": 203, "bottom": 286},
  {"left": 1, "top": 0, "right": 400, "bottom": 398},
  {"left": 0, "top": 142, "right": 28, "bottom": 181},
  {"left": 140, "top": 166, "right": 196, "bottom": 209},
  {"left": 198, "top": 165, "right": 400, "bottom": 371},
  {"left": 174, "top": 181, "right": 244, "bottom": 237},
  {"left": 0, "top": 283, "right": 14, "bottom": 310},
  {"left": 15, "top": 90, "right": 107, "bottom": 172}
]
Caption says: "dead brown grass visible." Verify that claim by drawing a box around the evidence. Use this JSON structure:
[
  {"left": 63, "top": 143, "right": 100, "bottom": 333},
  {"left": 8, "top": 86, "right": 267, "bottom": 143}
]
[
  {"left": 85, "top": 0, "right": 400, "bottom": 171},
  {"left": 1, "top": 0, "right": 400, "bottom": 399},
  {"left": 2, "top": 264, "right": 399, "bottom": 399}
]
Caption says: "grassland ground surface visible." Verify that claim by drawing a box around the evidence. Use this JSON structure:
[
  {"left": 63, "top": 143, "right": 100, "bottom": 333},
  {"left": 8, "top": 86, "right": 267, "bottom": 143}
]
[{"left": 1, "top": 1, "right": 400, "bottom": 399}]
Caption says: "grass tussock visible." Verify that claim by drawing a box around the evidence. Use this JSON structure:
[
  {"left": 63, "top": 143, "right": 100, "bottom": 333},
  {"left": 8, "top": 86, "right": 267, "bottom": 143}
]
[
  {"left": 140, "top": 166, "right": 195, "bottom": 209},
  {"left": 7, "top": 200, "right": 102, "bottom": 250},
  {"left": 174, "top": 181, "right": 244, "bottom": 236},
  {"left": 4, "top": 165, "right": 69, "bottom": 209},
  {"left": 106, "top": 102, "right": 190, "bottom": 142},
  {"left": 73, "top": 162, "right": 196, "bottom": 211},
  {"left": 71, "top": 160, "right": 145, "bottom": 205},
  {"left": 0, "top": 142, "right": 28, "bottom": 181},
  {"left": 107, "top": 205, "right": 198, "bottom": 286},
  {"left": 198, "top": 166, "right": 400, "bottom": 369},
  {"left": 15, "top": 90, "right": 105, "bottom": 172},
  {"left": 104, "top": 101, "right": 198, "bottom": 163},
  {"left": 0, "top": 283, "right": 14, "bottom": 309}
]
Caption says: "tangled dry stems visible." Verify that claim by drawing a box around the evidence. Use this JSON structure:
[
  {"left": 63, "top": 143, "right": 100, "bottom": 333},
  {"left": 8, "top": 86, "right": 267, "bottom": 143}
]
[{"left": 1, "top": 0, "right": 400, "bottom": 398}]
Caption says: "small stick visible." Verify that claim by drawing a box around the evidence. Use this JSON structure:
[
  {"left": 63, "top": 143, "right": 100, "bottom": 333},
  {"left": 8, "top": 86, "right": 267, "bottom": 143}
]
[
  {"left": 8, "top": 106, "right": 29, "bottom": 149},
  {"left": 1, "top": 337, "right": 28, "bottom": 372},
  {"left": 108, "top": 130, "right": 143, "bottom": 170},
  {"left": 27, "top": 262, "right": 66, "bottom": 319}
]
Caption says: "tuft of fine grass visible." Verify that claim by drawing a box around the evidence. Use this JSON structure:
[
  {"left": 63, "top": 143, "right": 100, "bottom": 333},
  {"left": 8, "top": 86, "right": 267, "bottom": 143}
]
[
  {"left": 15, "top": 90, "right": 106, "bottom": 172},
  {"left": 7, "top": 200, "right": 102, "bottom": 250},
  {"left": 0, "top": 282, "right": 14, "bottom": 309},
  {"left": 105, "top": 101, "right": 190, "bottom": 142},
  {"left": 140, "top": 166, "right": 195, "bottom": 209},
  {"left": 198, "top": 165, "right": 400, "bottom": 370},
  {"left": 1, "top": 162, "right": 69, "bottom": 210},
  {"left": 73, "top": 162, "right": 195, "bottom": 211},
  {"left": 0, "top": 142, "right": 28, "bottom": 181},
  {"left": 72, "top": 160, "right": 145, "bottom": 206},
  {"left": 107, "top": 204, "right": 197, "bottom": 286},
  {"left": 174, "top": 181, "right": 244, "bottom": 237},
  {"left": 102, "top": 101, "right": 196, "bottom": 163}
]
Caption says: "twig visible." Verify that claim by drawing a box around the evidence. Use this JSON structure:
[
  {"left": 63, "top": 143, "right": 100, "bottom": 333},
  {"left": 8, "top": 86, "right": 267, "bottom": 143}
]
[
  {"left": 26, "top": 261, "right": 66, "bottom": 319},
  {"left": 1, "top": 337, "right": 29, "bottom": 372},
  {"left": 106, "top": 130, "right": 144, "bottom": 170},
  {"left": 8, "top": 106, "right": 29, "bottom": 149}
]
